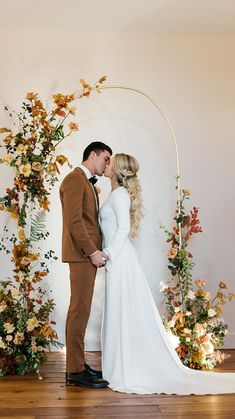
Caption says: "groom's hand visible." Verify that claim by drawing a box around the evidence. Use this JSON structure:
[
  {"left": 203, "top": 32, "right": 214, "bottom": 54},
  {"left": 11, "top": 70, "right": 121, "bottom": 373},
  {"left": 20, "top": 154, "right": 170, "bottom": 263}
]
[{"left": 90, "top": 250, "right": 108, "bottom": 268}]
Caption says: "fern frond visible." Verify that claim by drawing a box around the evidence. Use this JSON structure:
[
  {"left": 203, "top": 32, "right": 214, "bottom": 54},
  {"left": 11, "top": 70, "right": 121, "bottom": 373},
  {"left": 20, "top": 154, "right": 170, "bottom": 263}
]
[{"left": 30, "top": 210, "right": 46, "bottom": 242}]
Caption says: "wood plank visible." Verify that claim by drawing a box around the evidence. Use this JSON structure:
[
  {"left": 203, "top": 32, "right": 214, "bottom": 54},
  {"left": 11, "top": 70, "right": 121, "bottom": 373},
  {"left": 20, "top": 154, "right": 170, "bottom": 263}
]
[{"left": 0, "top": 351, "right": 235, "bottom": 418}]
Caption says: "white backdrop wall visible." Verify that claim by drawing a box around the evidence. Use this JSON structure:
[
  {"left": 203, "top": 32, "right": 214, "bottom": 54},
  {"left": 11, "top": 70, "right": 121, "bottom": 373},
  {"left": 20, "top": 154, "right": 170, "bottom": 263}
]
[{"left": 0, "top": 28, "right": 235, "bottom": 348}]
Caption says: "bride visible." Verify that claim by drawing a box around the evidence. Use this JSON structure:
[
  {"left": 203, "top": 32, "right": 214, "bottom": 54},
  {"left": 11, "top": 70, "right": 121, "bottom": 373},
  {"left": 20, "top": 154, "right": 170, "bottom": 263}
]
[{"left": 100, "top": 153, "right": 235, "bottom": 395}]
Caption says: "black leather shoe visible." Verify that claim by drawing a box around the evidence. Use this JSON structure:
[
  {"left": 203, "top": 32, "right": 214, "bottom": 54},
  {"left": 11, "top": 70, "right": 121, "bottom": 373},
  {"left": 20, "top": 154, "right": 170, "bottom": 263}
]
[
  {"left": 85, "top": 363, "right": 103, "bottom": 378},
  {"left": 66, "top": 371, "right": 109, "bottom": 388}
]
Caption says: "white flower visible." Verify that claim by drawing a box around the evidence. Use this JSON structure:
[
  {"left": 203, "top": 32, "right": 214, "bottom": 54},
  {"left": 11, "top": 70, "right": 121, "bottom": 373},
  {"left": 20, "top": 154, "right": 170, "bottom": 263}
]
[
  {"left": 183, "top": 328, "right": 192, "bottom": 335},
  {"left": 185, "top": 311, "right": 192, "bottom": 316},
  {"left": 11, "top": 288, "right": 20, "bottom": 299},
  {"left": 29, "top": 290, "right": 39, "bottom": 300},
  {"left": 201, "top": 341, "right": 214, "bottom": 356},
  {"left": 167, "top": 318, "right": 176, "bottom": 329},
  {"left": 186, "top": 290, "right": 196, "bottom": 300},
  {"left": 186, "top": 337, "right": 191, "bottom": 343},
  {"left": 208, "top": 308, "right": 217, "bottom": 317},
  {"left": 174, "top": 306, "right": 182, "bottom": 313},
  {"left": 159, "top": 281, "right": 168, "bottom": 292}
]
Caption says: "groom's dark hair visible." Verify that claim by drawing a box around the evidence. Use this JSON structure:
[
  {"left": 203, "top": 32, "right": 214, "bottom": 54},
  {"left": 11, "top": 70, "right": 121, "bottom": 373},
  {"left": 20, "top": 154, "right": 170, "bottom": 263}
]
[{"left": 83, "top": 141, "right": 112, "bottom": 161}]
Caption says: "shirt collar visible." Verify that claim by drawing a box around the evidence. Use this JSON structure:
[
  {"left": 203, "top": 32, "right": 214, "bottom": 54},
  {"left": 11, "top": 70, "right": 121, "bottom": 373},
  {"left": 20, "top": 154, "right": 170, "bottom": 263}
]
[{"left": 78, "top": 164, "right": 92, "bottom": 179}]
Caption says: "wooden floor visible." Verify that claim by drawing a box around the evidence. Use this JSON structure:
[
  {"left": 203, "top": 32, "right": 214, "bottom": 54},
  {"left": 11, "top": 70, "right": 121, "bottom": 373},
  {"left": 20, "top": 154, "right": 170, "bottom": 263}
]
[{"left": 1, "top": 351, "right": 235, "bottom": 418}]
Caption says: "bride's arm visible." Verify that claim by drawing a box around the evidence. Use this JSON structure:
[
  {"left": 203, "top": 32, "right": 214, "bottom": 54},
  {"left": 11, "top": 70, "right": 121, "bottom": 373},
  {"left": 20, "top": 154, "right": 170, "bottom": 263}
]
[{"left": 104, "top": 189, "right": 131, "bottom": 265}]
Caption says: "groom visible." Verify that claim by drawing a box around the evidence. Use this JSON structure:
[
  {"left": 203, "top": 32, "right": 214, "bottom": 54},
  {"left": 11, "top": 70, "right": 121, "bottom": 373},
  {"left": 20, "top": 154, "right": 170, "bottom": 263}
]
[{"left": 60, "top": 141, "right": 112, "bottom": 388}]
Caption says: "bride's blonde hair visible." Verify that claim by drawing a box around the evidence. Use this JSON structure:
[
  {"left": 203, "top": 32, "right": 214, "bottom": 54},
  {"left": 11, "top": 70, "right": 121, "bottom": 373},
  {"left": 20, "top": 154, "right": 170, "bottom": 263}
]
[{"left": 112, "top": 153, "right": 144, "bottom": 238}]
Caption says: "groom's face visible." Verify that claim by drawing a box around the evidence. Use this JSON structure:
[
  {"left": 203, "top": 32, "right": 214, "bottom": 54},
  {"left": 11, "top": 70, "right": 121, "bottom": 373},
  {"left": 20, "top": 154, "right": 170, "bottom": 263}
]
[{"left": 93, "top": 150, "right": 111, "bottom": 176}]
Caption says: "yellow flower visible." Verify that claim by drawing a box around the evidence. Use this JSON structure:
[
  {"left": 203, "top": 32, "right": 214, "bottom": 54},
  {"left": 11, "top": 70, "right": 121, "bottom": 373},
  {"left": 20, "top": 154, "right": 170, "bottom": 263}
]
[
  {"left": 19, "top": 163, "right": 31, "bottom": 177},
  {"left": 0, "top": 303, "right": 7, "bottom": 313},
  {"left": 32, "top": 161, "right": 43, "bottom": 171},
  {"left": 16, "top": 144, "right": 28, "bottom": 155},
  {"left": 4, "top": 322, "right": 15, "bottom": 333},
  {"left": 68, "top": 122, "right": 79, "bottom": 131},
  {"left": 4, "top": 134, "right": 14, "bottom": 145},
  {"left": 7, "top": 205, "right": 19, "bottom": 220},
  {"left": 0, "top": 128, "right": 12, "bottom": 133},
  {"left": 66, "top": 106, "right": 76, "bottom": 115},
  {"left": 28, "top": 317, "right": 39, "bottom": 328},
  {"left": 182, "top": 188, "right": 191, "bottom": 196},
  {"left": 2, "top": 155, "right": 12, "bottom": 165},
  {"left": 18, "top": 228, "right": 26, "bottom": 241},
  {"left": 11, "top": 288, "right": 20, "bottom": 298},
  {"left": 0, "top": 338, "right": 6, "bottom": 349},
  {"left": 167, "top": 247, "right": 178, "bottom": 259},
  {"left": 31, "top": 343, "right": 38, "bottom": 352},
  {"left": 47, "top": 163, "right": 58, "bottom": 173}
]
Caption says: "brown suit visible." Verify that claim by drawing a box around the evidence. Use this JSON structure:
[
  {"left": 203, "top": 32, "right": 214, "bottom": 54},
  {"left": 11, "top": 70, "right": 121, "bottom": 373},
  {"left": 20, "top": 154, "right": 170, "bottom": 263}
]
[{"left": 60, "top": 167, "right": 102, "bottom": 372}]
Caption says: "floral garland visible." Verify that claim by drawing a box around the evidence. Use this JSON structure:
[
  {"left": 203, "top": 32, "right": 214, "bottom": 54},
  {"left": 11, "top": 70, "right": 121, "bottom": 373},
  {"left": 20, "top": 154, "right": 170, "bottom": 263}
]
[
  {"left": 0, "top": 76, "right": 107, "bottom": 376},
  {"left": 161, "top": 185, "right": 235, "bottom": 369}
]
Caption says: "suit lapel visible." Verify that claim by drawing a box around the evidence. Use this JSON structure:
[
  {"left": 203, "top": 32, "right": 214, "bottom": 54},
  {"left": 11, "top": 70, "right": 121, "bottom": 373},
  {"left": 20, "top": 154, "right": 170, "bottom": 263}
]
[{"left": 75, "top": 167, "right": 99, "bottom": 213}]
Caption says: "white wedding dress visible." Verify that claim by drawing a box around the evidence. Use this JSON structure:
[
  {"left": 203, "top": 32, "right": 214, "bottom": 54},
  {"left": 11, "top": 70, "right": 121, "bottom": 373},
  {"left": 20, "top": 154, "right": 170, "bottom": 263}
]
[{"left": 100, "top": 187, "right": 235, "bottom": 395}]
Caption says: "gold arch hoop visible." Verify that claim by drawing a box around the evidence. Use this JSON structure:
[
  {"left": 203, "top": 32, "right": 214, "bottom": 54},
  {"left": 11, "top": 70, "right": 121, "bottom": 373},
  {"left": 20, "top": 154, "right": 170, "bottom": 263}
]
[{"left": 90, "top": 84, "right": 182, "bottom": 245}]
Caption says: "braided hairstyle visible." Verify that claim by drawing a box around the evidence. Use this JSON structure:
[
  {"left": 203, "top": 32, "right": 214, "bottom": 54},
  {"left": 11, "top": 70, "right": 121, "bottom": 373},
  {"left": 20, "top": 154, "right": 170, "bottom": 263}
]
[{"left": 112, "top": 153, "right": 144, "bottom": 238}]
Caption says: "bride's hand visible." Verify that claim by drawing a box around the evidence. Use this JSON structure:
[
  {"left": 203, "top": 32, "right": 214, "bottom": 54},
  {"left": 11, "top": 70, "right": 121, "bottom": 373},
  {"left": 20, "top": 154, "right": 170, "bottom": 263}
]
[{"left": 90, "top": 250, "right": 108, "bottom": 268}]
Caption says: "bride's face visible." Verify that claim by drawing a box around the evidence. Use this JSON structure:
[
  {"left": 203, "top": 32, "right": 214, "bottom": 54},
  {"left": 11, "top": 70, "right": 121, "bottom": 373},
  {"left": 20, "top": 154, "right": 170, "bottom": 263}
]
[{"left": 104, "top": 159, "right": 113, "bottom": 178}]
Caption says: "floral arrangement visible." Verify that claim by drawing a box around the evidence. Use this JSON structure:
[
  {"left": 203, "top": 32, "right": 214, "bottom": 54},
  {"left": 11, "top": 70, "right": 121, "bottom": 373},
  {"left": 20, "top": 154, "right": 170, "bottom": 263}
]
[
  {"left": 160, "top": 186, "right": 235, "bottom": 370},
  {"left": 0, "top": 76, "right": 107, "bottom": 376}
]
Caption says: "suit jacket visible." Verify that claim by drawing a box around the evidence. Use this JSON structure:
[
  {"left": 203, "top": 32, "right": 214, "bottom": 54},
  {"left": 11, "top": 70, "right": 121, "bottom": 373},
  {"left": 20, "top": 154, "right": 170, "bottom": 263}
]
[{"left": 60, "top": 167, "right": 102, "bottom": 262}]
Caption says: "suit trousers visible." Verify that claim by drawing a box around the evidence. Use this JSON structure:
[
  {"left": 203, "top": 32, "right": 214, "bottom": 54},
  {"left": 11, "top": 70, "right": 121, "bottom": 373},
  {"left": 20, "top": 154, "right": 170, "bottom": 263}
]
[{"left": 66, "top": 261, "right": 97, "bottom": 373}]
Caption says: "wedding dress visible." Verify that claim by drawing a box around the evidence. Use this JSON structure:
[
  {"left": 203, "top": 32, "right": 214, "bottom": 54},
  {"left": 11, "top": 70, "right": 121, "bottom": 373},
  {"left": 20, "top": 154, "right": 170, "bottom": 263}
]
[{"left": 100, "top": 186, "right": 235, "bottom": 395}]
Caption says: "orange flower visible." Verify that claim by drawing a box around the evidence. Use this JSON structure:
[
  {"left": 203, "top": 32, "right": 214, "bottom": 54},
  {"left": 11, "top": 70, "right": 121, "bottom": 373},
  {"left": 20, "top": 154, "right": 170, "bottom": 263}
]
[
  {"left": 14, "top": 178, "right": 26, "bottom": 192},
  {"left": 39, "top": 197, "right": 51, "bottom": 211},
  {"left": 55, "top": 109, "right": 66, "bottom": 117},
  {"left": 32, "top": 162, "right": 43, "bottom": 171},
  {"left": 195, "top": 278, "right": 206, "bottom": 287},
  {"left": 167, "top": 247, "right": 178, "bottom": 259},
  {"left": 26, "top": 92, "right": 37, "bottom": 100},
  {"left": 68, "top": 122, "right": 79, "bottom": 131},
  {"left": 0, "top": 203, "right": 4, "bottom": 211},
  {"left": 56, "top": 155, "right": 67, "bottom": 166},
  {"left": 80, "top": 79, "right": 90, "bottom": 89}
]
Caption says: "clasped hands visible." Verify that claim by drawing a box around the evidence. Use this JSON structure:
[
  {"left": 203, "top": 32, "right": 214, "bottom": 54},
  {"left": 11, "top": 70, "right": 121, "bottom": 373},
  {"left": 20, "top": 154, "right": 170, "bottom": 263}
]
[{"left": 90, "top": 250, "right": 109, "bottom": 268}]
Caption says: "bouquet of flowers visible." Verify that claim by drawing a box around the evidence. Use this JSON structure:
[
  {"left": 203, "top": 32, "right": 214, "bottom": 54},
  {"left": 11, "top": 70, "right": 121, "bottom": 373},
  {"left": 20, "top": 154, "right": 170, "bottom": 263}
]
[
  {"left": 161, "top": 186, "right": 235, "bottom": 369},
  {"left": 0, "top": 76, "right": 107, "bottom": 375}
]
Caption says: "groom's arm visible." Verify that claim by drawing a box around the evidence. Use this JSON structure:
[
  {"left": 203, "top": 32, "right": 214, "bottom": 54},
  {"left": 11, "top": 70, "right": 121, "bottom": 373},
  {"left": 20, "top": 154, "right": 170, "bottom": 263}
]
[{"left": 61, "top": 173, "right": 97, "bottom": 257}]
